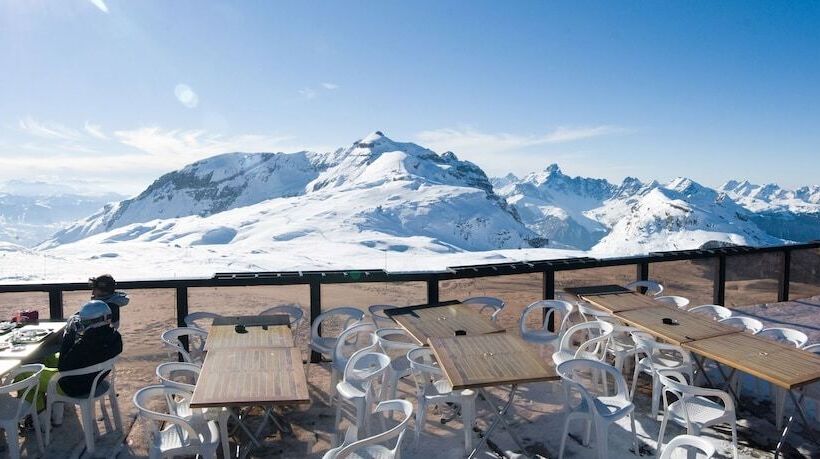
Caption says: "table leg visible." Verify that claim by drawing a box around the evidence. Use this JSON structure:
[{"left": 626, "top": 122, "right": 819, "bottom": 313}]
[
  {"left": 468, "top": 385, "right": 530, "bottom": 459},
  {"left": 692, "top": 355, "right": 715, "bottom": 388},
  {"left": 774, "top": 390, "right": 819, "bottom": 458},
  {"left": 712, "top": 362, "right": 739, "bottom": 402}
]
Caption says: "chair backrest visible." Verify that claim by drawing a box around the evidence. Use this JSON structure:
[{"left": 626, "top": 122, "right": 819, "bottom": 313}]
[
  {"left": 557, "top": 358, "right": 630, "bottom": 402},
  {"left": 52, "top": 356, "right": 119, "bottom": 401},
  {"left": 632, "top": 332, "right": 692, "bottom": 370},
  {"left": 407, "top": 347, "right": 450, "bottom": 395},
  {"left": 718, "top": 316, "right": 764, "bottom": 334},
  {"left": 368, "top": 304, "right": 398, "bottom": 328},
  {"left": 183, "top": 312, "right": 223, "bottom": 331},
  {"left": 655, "top": 295, "right": 690, "bottom": 309},
  {"left": 557, "top": 321, "right": 614, "bottom": 361},
  {"left": 462, "top": 296, "right": 505, "bottom": 321},
  {"left": 333, "top": 322, "right": 377, "bottom": 370},
  {"left": 312, "top": 307, "right": 366, "bottom": 342},
  {"left": 659, "top": 434, "right": 716, "bottom": 459},
  {"left": 161, "top": 327, "right": 208, "bottom": 364},
  {"left": 757, "top": 327, "right": 809, "bottom": 348},
  {"left": 519, "top": 300, "right": 574, "bottom": 336},
  {"left": 656, "top": 370, "right": 734, "bottom": 427},
  {"left": 802, "top": 343, "right": 820, "bottom": 354},
  {"left": 334, "top": 399, "right": 413, "bottom": 459},
  {"left": 133, "top": 385, "right": 203, "bottom": 451},
  {"left": 0, "top": 364, "right": 44, "bottom": 420},
  {"left": 624, "top": 280, "right": 664, "bottom": 296},
  {"left": 156, "top": 361, "right": 201, "bottom": 392},
  {"left": 576, "top": 302, "right": 613, "bottom": 322},
  {"left": 688, "top": 304, "right": 733, "bottom": 321},
  {"left": 259, "top": 304, "right": 304, "bottom": 328},
  {"left": 375, "top": 328, "right": 419, "bottom": 358},
  {"left": 343, "top": 348, "right": 391, "bottom": 387}
]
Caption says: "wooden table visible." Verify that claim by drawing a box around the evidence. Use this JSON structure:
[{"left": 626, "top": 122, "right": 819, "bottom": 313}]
[
  {"left": 386, "top": 302, "right": 504, "bottom": 344},
  {"left": 428, "top": 333, "right": 557, "bottom": 458},
  {"left": 615, "top": 306, "right": 739, "bottom": 345},
  {"left": 429, "top": 333, "right": 558, "bottom": 390},
  {"left": 0, "top": 359, "right": 22, "bottom": 377},
  {"left": 682, "top": 332, "right": 820, "bottom": 390},
  {"left": 204, "top": 324, "right": 293, "bottom": 350},
  {"left": 212, "top": 315, "right": 291, "bottom": 327},
  {"left": 579, "top": 290, "right": 669, "bottom": 314},
  {"left": 0, "top": 322, "right": 67, "bottom": 360},
  {"left": 190, "top": 347, "right": 309, "bottom": 408}
]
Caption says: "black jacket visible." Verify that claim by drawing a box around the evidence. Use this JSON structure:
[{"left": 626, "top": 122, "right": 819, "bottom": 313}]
[{"left": 58, "top": 326, "right": 123, "bottom": 397}]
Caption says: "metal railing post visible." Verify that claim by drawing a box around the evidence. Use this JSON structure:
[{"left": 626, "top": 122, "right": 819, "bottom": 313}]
[
  {"left": 713, "top": 255, "right": 726, "bottom": 305},
  {"left": 310, "top": 281, "right": 322, "bottom": 363},
  {"left": 778, "top": 249, "right": 791, "bottom": 302},
  {"left": 426, "top": 275, "right": 439, "bottom": 305},
  {"left": 175, "top": 287, "right": 189, "bottom": 359},
  {"left": 543, "top": 269, "right": 555, "bottom": 331},
  {"left": 48, "top": 288, "right": 64, "bottom": 320},
  {"left": 636, "top": 261, "right": 649, "bottom": 294}
]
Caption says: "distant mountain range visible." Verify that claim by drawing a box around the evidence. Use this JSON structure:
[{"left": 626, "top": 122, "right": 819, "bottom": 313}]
[{"left": 0, "top": 132, "right": 817, "bottom": 279}]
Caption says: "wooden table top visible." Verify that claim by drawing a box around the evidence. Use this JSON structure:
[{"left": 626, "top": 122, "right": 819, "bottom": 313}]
[
  {"left": 683, "top": 333, "right": 820, "bottom": 390},
  {"left": 428, "top": 333, "right": 559, "bottom": 390},
  {"left": 204, "top": 324, "right": 293, "bottom": 350},
  {"left": 0, "top": 322, "right": 67, "bottom": 360},
  {"left": 0, "top": 359, "right": 22, "bottom": 377},
  {"left": 615, "top": 306, "right": 739, "bottom": 345},
  {"left": 579, "top": 290, "right": 668, "bottom": 314},
  {"left": 190, "top": 347, "right": 309, "bottom": 408},
  {"left": 387, "top": 302, "right": 504, "bottom": 344}
]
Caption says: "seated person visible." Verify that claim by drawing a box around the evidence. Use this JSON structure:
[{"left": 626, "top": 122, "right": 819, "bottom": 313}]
[
  {"left": 88, "top": 274, "right": 129, "bottom": 330},
  {"left": 57, "top": 299, "right": 123, "bottom": 397}
]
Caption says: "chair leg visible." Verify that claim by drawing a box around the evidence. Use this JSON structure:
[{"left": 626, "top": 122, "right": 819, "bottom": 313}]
[
  {"left": 558, "top": 416, "right": 572, "bottom": 459},
  {"left": 462, "top": 397, "right": 475, "bottom": 453},
  {"left": 5, "top": 427, "right": 21, "bottom": 459},
  {"left": 629, "top": 413, "right": 638, "bottom": 456},
  {"left": 731, "top": 421, "right": 738, "bottom": 459},
  {"left": 31, "top": 408, "right": 45, "bottom": 453},
  {"left": 415, "top": 399, "right": 426, "bottom": 447},
  {"left": 650, "top": 375, "right": 661, "bottom": 418},
  {"left": 219, "top": 409, "right": 231, "bottom": 459},
  {"left": 595, "top": 420, "right": 609, "bottom": 459},
  {"left": 99, "top": 397, "right": 113, "bottom": 432},
  {"left": 582, "top": 419, "right": 592, "bottom": 447},
  {"left": 775, "top": 387, "right": 787, "bottom": 431},
  {"left": 109, "top": 391, "right": 123, "bottom": 433},
  {"left": 657, "top": 412, "right": 669, "bottom": 452},
  {"left": 630, "top": 360, "right": 640, "bottom": 401},
  {"left": 333, "top": 400, "right": 344, "bottom": 446},
  {"left": 80, "top": 404, "right": 96, "bottom": 454}
]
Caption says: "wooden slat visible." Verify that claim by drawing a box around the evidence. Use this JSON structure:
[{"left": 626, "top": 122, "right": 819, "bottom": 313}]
[
  {"left": 615, "top": 306, "right": 739, "bottom": 345},
  {"left": 204, "top": 324, "right": 293, "bottom": 350},
  {"left": 428, "top": 333, "right": 559, "bottom": 390},
  {"left": 683, "top": 333, "right": 820, "bottom": 390},
  {"left": 389, "top": 303, "right": 504, "bottom": 344},
  {"left": 580, "top": 290, "right": 667, "bottom": 314},
  {"left": 190, "top": 347, "right": 309, "bottom": 408}
]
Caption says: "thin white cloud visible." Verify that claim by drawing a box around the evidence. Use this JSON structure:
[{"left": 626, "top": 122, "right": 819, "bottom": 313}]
[
  {"left": 174, "top": 84, "right": 199, "bottom": 108},
  {"left": 88, "top": 0, "right": 109, "bottom": 13},
  {"left": 321, "top": 82, "right": 339, "bottom": 90},
  {"left": 84, "top": 121, "right": 108, "bottom": 140},
  {"left": 415, "top": 125, "right": 630, "bottom": 155},
  {"left": 17, "top": 116, "right": 83, "bottom": 141},
  {"left": 298, "top": 88, "right": 317, "bottom": 99},
  {"left": 114, "top": 127, "right": 296, "bottom": 161}
]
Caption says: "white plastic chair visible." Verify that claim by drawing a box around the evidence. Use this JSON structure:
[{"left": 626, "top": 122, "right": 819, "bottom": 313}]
[
  {"left": 375, "top": 328, "right": 419, "bottom": 400},
  {"left": 519, "top": 300, "right": 575, "bottom": 351},
  {"left": 657, "top": 370, "right": 737, "bottom": 458},
  {"left": 335, "top": 348, "right": 391, "bottom": 444},
  {"left": 161, "top": 327, "right": 208, "bottom": 364},
  {"left": 183, "top": 312, "right": 223, "bottom": 332},
  {"left": 45, "top": 356, "right": 122, "bottom": 455},
  {"left": 462, "top": 296, "right": 505, "bottom": 322},
  {"left": 658, "top": 434, "right": 716, "bottom": 459},
  {"left": 624, "top": 280, "right": 664, "bottom": 296},
  {"left": 259, "top": 304, "right": 304, "bottom": 329},
  {"left": 757, "top": 328, "right": 809, "bottom": 431},
  {"left": 556, "top": 359, "right": 638, "bottom": 459},
  {"left": 156, "top": 362, "right": 200, "bottom": 418},
  {"left": 630, "top": 332, "right": 694, "bottom": 417},
  {"left": 324, "top": 399, "right": 413, "bottom": 459},
  {"left": 600, "top": 321, "right": 641, "bottom": 377},
  {"left": 368, "top": 304, "right": 398, "bottom": 328},
  {"left": 134, "top": 385, "right": 220, "bottom": 459},
  {"left": 407, "top": 347, "right": 476, "bottom": 453},
  {"left": 552, "top": 321, "right": 614, "bottom": 368},
  {"left": 0, "top": 364, "right": 45, "bottom": 459},
  {"left": 801, "top": 344, "right": 820, "bottom": 422},
  {"left": 718, "top": 316, "right": 764, "bottom": 334},
  {"left": 688, "top": 304, "right": 733, "bottom": 321},
  {"left": 330, "top": 323, "right": 377, "bottom": 405},
  {"left": 576, "top": 302, "right": 614, "bottom": 322},
  {"left": 655, "top": 295, "right": 690, "bottom": 309},
  {"left": 309, "top": 307, "right": 366, "bottom": 359}
]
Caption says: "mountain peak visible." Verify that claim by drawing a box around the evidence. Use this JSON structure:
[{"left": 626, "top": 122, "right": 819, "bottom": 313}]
[
  {"left": 357, "top": 131, "right": 389, "bottom": 146},
  {"left": 544, "top": 163, "right": 562, "bottom": 175}
]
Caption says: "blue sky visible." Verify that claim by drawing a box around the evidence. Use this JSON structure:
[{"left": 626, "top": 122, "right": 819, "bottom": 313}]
[{"left": 1, "top": 1, "right": 818, "bottom": 194}]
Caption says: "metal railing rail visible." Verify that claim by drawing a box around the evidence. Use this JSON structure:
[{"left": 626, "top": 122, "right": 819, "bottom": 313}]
[{"left": 1, "top": 241, "right": 818, "bottom": 361}]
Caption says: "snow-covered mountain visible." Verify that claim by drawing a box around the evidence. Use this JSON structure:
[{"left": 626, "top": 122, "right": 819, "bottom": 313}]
[
  {"left": 495, "top": 167, "right": 817, "bottom": 254},
  {"left": 0, "top": 189, "right": 123, "bottom": 247},
  {"left": 42, "top": 132, "right": 540, "bottom": 254}
]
